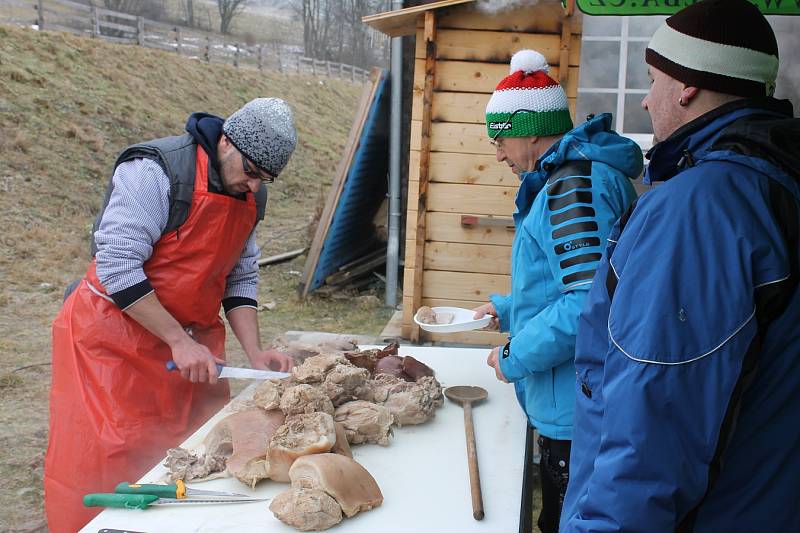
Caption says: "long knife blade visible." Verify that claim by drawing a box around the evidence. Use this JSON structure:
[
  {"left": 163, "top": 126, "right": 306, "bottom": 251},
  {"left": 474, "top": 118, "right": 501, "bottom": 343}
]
[
  {"left": 216, "top": 365, "right": 290, "bottom": 380},
  {"left": 152, "top": 497, "right": 267, "bottom": 505},
  {"left": 165, "top": 361, "right": 290, "bottom": 380}
]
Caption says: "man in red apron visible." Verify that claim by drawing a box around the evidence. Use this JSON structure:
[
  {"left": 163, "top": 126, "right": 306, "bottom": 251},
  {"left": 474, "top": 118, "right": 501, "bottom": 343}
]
[{"left": 45, "top": 98, "right": 297, "bottom": 533}]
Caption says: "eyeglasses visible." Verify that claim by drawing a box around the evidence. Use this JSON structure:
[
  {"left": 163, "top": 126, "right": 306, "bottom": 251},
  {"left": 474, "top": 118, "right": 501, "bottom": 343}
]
[
  {"left": 240, "top": 153, "right": 275, "bottom": 184},
  {"left": 488, "top": 108, "right": 539, "bottom": 145}
]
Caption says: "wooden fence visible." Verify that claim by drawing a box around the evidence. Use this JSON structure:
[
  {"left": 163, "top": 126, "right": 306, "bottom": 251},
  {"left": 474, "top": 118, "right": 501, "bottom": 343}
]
[{"left": 2, "top": 0, "right": 370, "bottom": 82}]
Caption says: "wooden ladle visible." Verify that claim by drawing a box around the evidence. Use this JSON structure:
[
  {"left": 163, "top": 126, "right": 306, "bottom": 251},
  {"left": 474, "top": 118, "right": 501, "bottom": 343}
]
[{"left": 444, "top": 385, "right": 489, "bottom": 520}]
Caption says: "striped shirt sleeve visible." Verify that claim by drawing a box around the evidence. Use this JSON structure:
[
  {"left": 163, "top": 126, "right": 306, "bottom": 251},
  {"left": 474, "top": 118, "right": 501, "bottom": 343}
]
[
  {"left": 94, "top": 158, "right": 169, "bottom": 307},
  {"left": 95, "top": 158, "right": 260, "bottom": 310}
]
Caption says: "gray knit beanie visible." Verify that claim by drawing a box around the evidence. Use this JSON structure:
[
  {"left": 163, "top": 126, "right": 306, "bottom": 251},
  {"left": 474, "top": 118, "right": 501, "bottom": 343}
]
[{"left": 223, "top": 98, "right": 297, "bottom": 177}]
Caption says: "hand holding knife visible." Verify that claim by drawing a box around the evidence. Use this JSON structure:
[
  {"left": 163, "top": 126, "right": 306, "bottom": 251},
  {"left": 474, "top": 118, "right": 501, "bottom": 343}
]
[{"left": 166, "top": 360, "right": 290, "bottom": 380}]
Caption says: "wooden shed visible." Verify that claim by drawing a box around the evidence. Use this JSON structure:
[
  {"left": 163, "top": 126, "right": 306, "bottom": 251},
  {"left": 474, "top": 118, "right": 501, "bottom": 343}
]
[{"left": 364, "top": 0, "right": 583, "bottom": 345}]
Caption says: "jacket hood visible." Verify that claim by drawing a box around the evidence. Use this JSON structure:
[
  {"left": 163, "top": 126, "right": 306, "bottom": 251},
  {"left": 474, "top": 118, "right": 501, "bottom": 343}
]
[
  {"left": 541, "top": 113, "right": 644, "bottom": 180},
  {"left": 644, "top": 98, "right": 794, "bottom": 184},
  {"left": 185, "top": 112, "right": 224, "bottom": 171}
]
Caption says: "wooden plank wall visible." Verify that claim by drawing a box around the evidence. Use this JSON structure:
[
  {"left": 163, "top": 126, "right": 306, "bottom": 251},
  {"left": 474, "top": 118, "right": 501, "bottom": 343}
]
[{"left": 402, "top": 1, "right": 582, "bottom": 344}]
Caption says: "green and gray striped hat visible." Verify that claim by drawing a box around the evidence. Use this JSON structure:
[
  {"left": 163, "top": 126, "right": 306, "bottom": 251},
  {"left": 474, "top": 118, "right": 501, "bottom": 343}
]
[{"left": 485, "top": 49, "right": 573, "bottom": 139}]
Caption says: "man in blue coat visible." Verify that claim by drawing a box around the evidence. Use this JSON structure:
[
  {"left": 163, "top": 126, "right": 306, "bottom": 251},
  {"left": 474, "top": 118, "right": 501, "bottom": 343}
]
[
  {"left": 561, "top": 1, "right": 800, "bottom": 531},
  {"left": 473, "top": 49, "right": 641, "bottom": 532}
]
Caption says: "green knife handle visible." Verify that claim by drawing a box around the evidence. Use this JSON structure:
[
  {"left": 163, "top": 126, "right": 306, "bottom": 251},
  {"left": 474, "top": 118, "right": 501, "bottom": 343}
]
[
  {"left": 83, "top": 493, "right": 159, "bottom": 509},
  {"left": 115, "top": 481, "right": 177, "bottom": 498}
]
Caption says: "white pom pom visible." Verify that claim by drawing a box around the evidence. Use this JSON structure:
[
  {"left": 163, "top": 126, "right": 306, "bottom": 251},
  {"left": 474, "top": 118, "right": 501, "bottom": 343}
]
[{"left": 509, "top": 49, "right": 550, "bottom": 75}]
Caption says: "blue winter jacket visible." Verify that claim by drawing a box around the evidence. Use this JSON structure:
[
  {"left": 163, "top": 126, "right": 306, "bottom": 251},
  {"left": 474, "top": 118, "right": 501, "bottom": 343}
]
[
  {"left": 490, "top": 113, "right": 640, "bottom": 440},
  {"left": 561, "top": 99, "right": 800, "bottom": 532}
]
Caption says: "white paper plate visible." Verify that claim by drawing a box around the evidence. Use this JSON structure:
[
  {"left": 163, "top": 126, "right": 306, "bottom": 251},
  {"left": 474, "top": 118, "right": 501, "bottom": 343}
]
[{"left": 413, "top": 306, "right": 492, "bottom": 333}]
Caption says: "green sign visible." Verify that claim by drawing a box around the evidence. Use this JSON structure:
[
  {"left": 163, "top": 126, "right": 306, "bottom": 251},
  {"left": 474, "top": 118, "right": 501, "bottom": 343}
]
[{"left": 574, "top": 0, "right": 800, "bottom": 16}]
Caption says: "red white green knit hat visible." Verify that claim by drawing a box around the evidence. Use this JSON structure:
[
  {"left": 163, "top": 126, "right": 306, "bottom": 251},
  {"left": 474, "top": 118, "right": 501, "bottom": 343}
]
[{"left": 485, "top": 49, "right": 573, "bottom": 139}]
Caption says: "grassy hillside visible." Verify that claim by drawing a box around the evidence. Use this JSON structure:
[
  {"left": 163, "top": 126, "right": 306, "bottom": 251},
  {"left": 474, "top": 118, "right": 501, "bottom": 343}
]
[{"left": 0, "top": 24, "right": 391, "bottom": 531}]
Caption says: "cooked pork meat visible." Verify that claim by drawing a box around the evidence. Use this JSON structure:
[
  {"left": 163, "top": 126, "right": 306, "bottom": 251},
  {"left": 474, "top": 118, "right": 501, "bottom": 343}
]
[
  {"left": 331, "top": 422, "right": 353, "bottom": 458},
  {"left": 293, "top": 354, "right": 350, "bottom": 384},
  {"left": 320, "top": 364, "right": 371, "bottom": 406},
  {"left": 163, "top": 447, "right": 226, "bottom": 482},
  {"left": 401, "top": 355, "right": 435, "bottom": 381},
  {"left": 374, "top": 355, "right": 407, "bottom": 380},
  {"left": 201, "top": 408, "right": 286, "bottom": 487},
  {"left": 280, "top": 384, "right": 335, "bottom": 416},
  {"left": 267, "top": 412, "right": 337, "bottom": 482},
  {"left": 369, "top": 374, "right": 444, "bottom": 427},
  {"left": 415, "top": 306, "right": 454, "bottom": 325},
  {"left": 289, "top": 453, "right": 383, "bottom": 518},
  {"left": 270, "top": 488, "right": 343, "bottom": 531},
  {"left": 252, "top": 379, "right": 286, "bottom": 411},
  {"left": 333, "top": 400, "right": 393, "bottom": 446}
]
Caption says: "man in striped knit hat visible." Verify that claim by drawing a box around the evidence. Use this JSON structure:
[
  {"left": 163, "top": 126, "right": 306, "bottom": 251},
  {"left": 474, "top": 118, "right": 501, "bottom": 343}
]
[
  {"left": 562, "top": 0, "right": 800, "bottom": 531},
  {"left": 472, "top": 49, "right": 642, "bottom": 532}
]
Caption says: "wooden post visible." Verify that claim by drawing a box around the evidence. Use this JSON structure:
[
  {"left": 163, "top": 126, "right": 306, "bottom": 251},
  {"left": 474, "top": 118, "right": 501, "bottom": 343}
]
[
  {"left": 350, "top": 64, "right": 355, "bottom": 82},
  {"left": 176, "top": 27, "right": 182, "bottom": 55},
  {"left": 296, "top": 54, "right": 301, "bottom": 74},
  {"left": 559, "top": 0, "right": 575, "bottom": 89},
  {"left": 136, "top": 17, "right": 144, "bottom": 46},
  {"left": 234, "top": 43, "right": 240, "bottom": 67},
  {"left": 204, "top": 36, "right": 211, "bottom": 63},
  {"left": 410, "top": 11, "right": 436, "bottom": 343},
  {"left": 90, "top": 5, "right": 99, "bottom": 38},
  {"left": 258, "top": 44, "right": 264, "bottom": 71},
  {"left": 277, "top": 46, "right": 283, "bottom": 73},
  {"left": 312, "top": 58, "right": 317, "bottom": 75},
  {"left": 36, "top": 0, "right": 44, "bottom": 30},
  {"left": 339, "top": 62, "right": 344, "bottom": 78},
  {"left": 326, "top": 60, "right": 331, "bottom": 77}
]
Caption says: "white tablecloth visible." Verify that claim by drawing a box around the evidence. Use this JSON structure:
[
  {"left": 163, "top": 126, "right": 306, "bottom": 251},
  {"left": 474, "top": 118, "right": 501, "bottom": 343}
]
[{"left": 80, "top": 345, "right": 527, "bottom": 533}]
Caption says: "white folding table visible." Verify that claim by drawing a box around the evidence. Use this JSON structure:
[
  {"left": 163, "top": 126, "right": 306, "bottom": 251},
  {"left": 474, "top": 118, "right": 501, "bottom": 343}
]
[{"left": 80, "top": 346, "right": 530, "bottom": 533}]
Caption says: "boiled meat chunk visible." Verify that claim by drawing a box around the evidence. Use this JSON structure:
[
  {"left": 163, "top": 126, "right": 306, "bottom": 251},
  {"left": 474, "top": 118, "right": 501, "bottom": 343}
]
[
  {"left": 253, "top": 379, "right": 286, "bottom": 411},
  {"left": 369, "top": 374, "right": 444, "bottom": 427},
  {"left": 401, "top": 355, "right": 435, "bottom": 380},
  {"left": 344, "top": 342, "right": 398, "bottom": 374},
  {"left": 267, "top": 412, "right": 337, "bottom": 482},
  {"left": 374, "top": 355, "right": 406, "bottom": 380},
  {"left": 331, "top": 422, "right": 353, "bottom": 458},
  {"left": 202, "top": 408, "right": 286, "bottom": 487},
  {"left": 293, "top": 354, "right": 350, "bottom": 384},
  {"left": 270, "top": 487, "right": 343, "bottom": 531},
  {"left": 280, "top": 384, "right": 335, "bottom": 416},
  {"left": 289, "top": 453, "right": 383, "bottom": 518},
  {"left": 333, "top": 400, "right": 393, "bottom": 446},
  {"left": 163, "top": 447, "right": 226, "bottom": 482},
  {"left": 320, "top": 364, "right": 371, "bottom": 406}
]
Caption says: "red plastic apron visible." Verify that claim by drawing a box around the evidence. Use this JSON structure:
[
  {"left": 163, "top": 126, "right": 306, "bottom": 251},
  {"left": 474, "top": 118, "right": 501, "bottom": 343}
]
[{"left": 44, "top": 147, "right": 256, "bottom": 533}]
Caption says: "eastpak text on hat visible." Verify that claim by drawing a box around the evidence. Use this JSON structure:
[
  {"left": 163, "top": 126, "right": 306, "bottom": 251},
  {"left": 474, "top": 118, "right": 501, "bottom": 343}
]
[
  {"left": 645, "top": 0, "right": 779, "bottom": 98},
  {"left": 485, "top": 49, "right": 573, "bottom": 139},
  {"left": 223, "top": 97, "right": 297, "bottom": 177}
]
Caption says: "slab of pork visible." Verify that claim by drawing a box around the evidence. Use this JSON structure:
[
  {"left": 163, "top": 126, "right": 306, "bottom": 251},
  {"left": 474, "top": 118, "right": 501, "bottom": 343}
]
[
  {"left": 333, "top": 400, "right": 393, "bottom": 446},
  {"left": 202, "top": 408, "right": 286, "bottom": 487},
  {"left": 280, "top": 384, "right": 335, "bottom": 416},
  {"left": 289, "top": 453, "right": 383, "bottom": 518},
  {"left": 293, "top": 354, "right": 350, "bottom": 384},
  {"left": 267, "top": 411, "right": 337, "bottom": 482},
  {"left": 270, "top": 487, "right": 343, "bottom": 531}
]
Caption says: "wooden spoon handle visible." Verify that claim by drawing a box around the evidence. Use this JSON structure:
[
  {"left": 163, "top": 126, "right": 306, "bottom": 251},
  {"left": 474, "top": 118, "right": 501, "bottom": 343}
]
[{"left": 463, "top": 401, "right": 484, "bottom": 520}]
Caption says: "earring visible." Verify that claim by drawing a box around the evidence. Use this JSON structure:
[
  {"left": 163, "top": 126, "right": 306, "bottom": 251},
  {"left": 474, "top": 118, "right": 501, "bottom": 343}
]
[{"left": 678, "top": 96, "right": 687, "bottom": 107}]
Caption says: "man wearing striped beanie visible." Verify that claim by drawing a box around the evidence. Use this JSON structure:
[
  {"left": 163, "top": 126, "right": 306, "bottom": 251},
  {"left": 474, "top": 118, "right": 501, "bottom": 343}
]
[
  {"left": 562, "top": 1, "right": 800, "bottom": 531},
  {"left": 472, "top": 49, "right": 642, "bottom": 533}
]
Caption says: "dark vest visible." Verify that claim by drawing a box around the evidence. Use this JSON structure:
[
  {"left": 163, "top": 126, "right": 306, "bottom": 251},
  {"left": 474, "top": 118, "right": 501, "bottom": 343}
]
[{"left": 91, "top": 133, "right": 268, "bottom": 256}]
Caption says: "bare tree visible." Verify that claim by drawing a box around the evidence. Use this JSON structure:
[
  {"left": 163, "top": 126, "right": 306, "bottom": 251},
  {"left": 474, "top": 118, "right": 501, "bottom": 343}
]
[
  {"left": 186, "top": 0, "right": 195, "bottom": 27},
  {"left": 293, "top": 0, "right": 386, "bottom": 68},
  {"left": 217, "top": 0, "right": 249, "bottom": 34}
]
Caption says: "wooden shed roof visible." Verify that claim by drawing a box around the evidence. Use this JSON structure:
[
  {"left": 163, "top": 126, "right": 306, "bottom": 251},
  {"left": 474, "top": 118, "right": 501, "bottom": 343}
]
[{"left": 362, "top": 0, "right": 476, "bottom": 37}]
